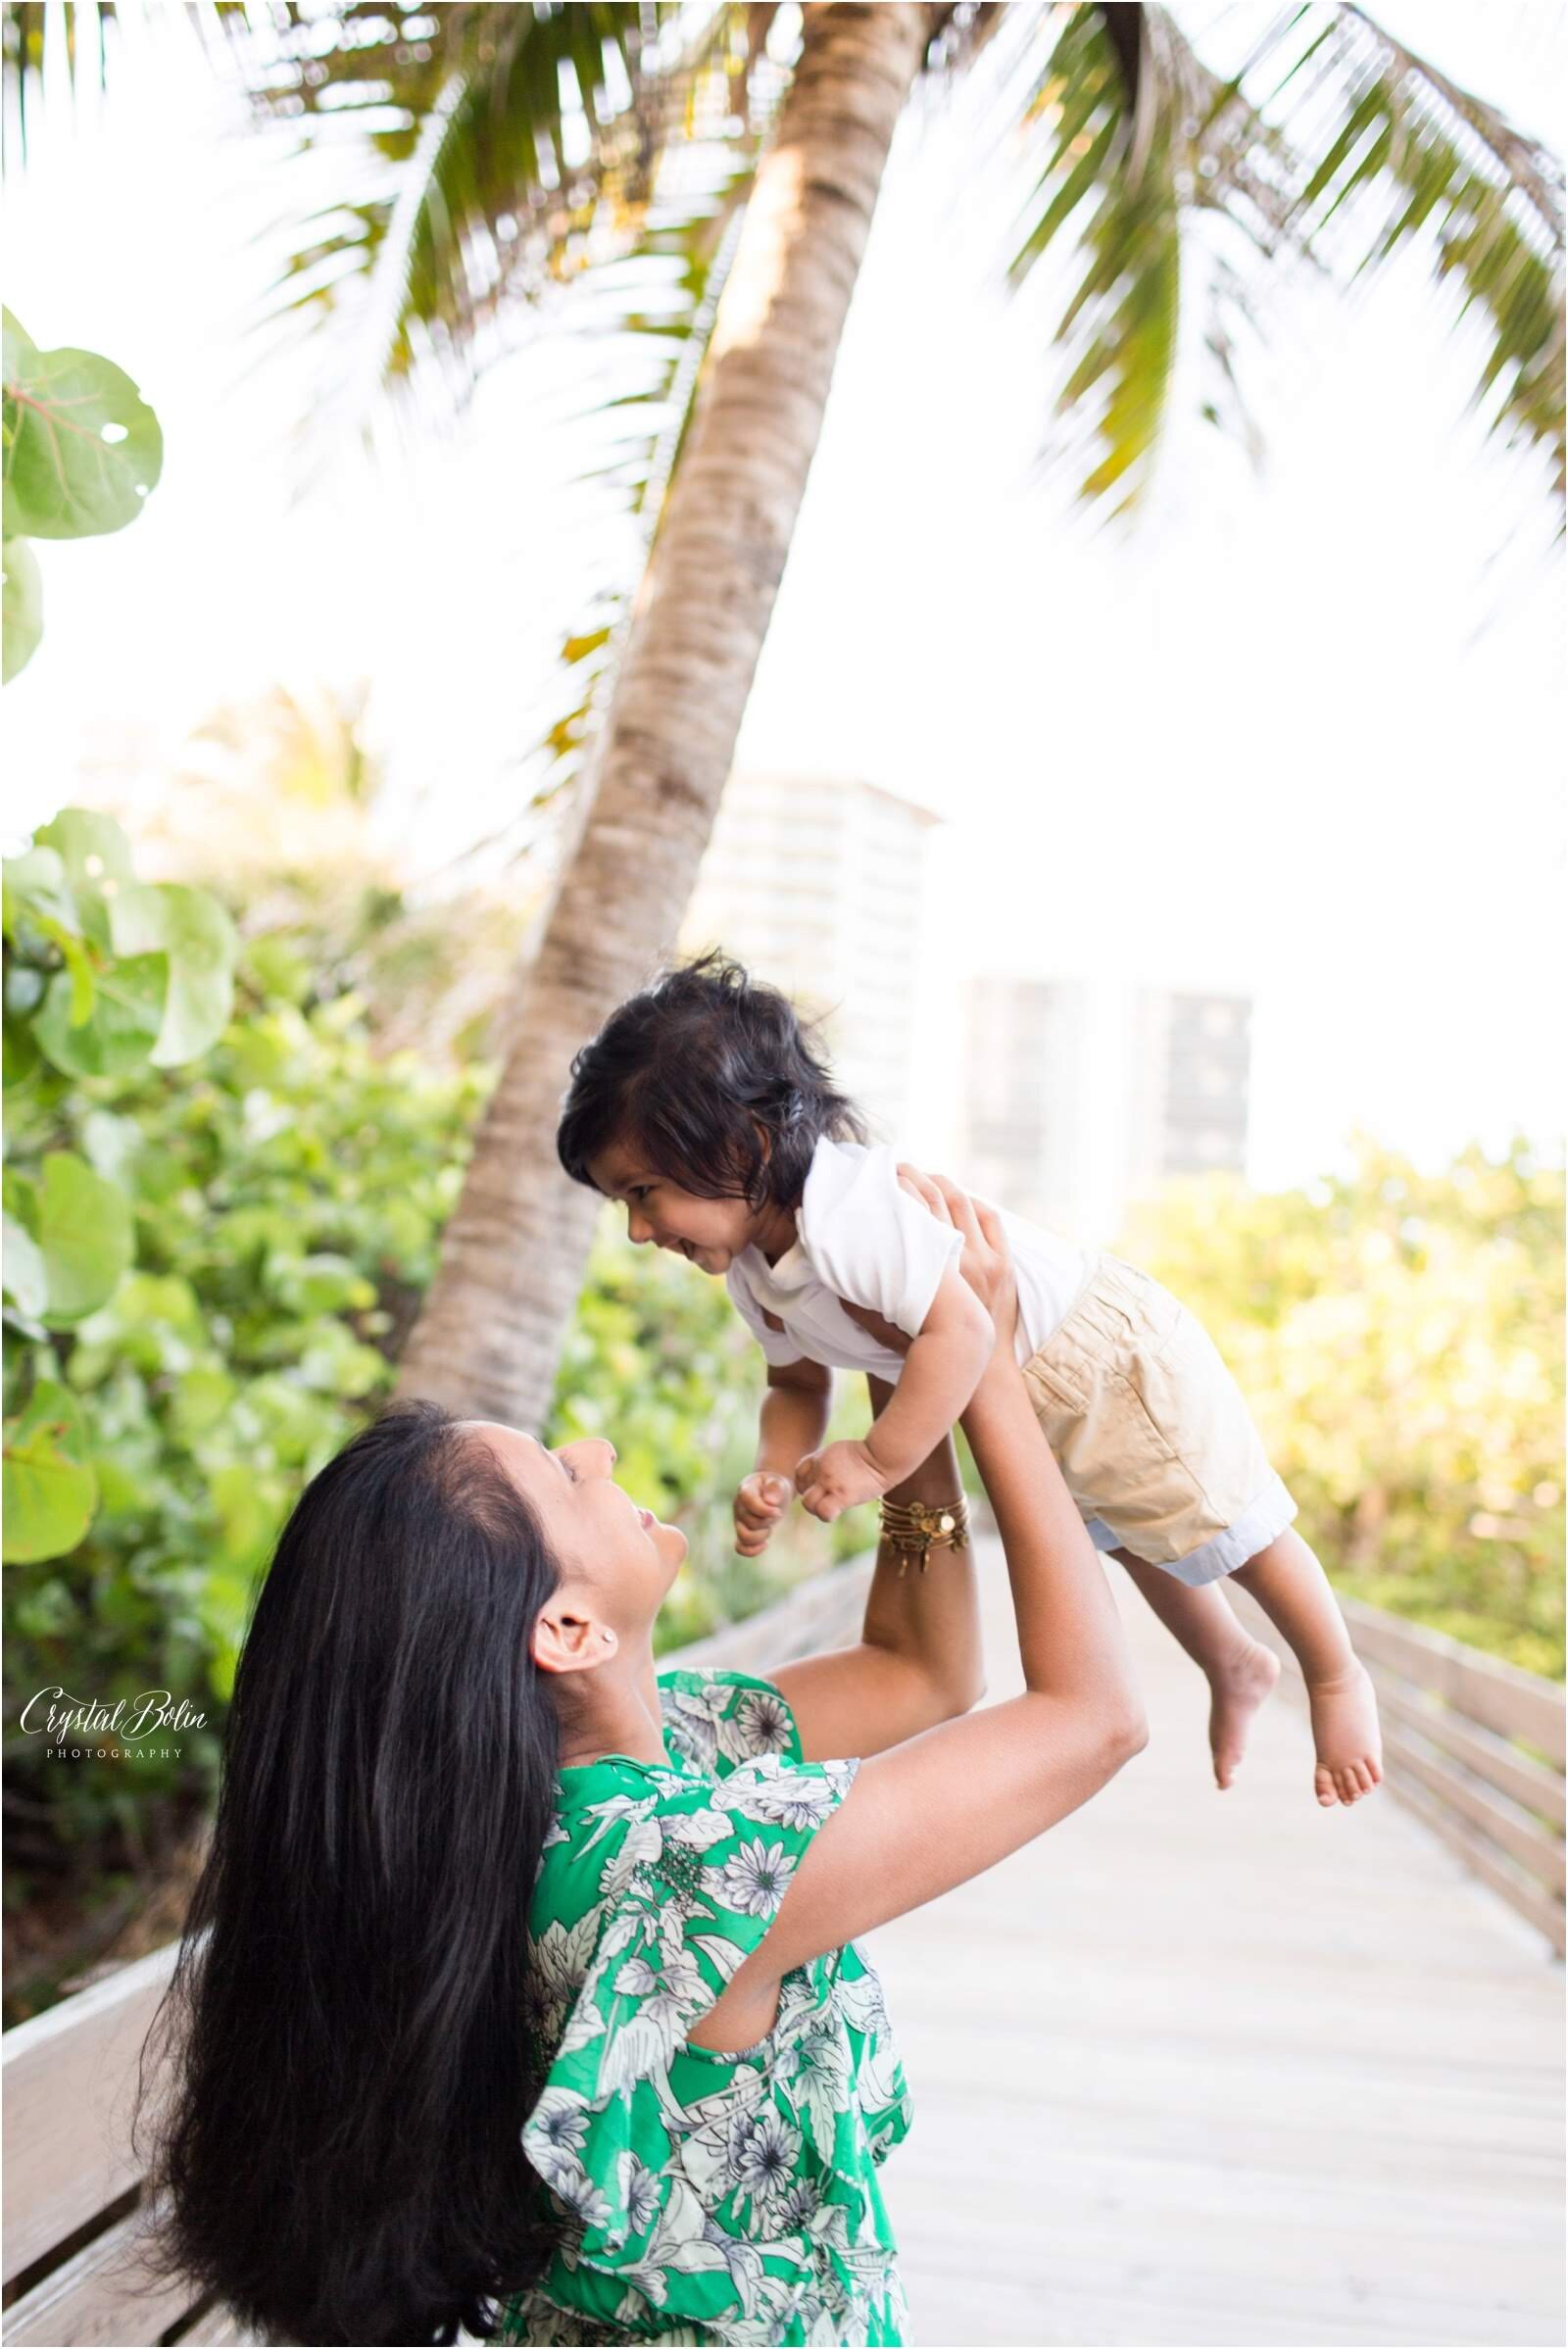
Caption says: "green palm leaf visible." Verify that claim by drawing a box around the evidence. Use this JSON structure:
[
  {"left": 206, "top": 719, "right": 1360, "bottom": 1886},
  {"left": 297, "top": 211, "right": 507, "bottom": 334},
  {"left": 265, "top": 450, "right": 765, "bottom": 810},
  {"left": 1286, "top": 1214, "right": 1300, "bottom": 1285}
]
[
  {"left": 1004, "top": 4, "right": 1563, "bottom": 515},
  {"left": 239, "top": 5, "right": 659, "bottom": 409},
  {"left": 1282, "top": 6, "right": 1564, "bottom": 501},
  {"left": 1004, "top": 5, "right": 1277, "bottom": 514}
]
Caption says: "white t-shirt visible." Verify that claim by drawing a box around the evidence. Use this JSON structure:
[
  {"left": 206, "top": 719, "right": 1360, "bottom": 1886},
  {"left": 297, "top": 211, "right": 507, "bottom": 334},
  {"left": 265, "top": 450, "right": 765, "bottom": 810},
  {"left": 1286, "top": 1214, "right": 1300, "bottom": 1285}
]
[{"left": 725, "top": 1138, "right": 1089, "bottom": 1379}]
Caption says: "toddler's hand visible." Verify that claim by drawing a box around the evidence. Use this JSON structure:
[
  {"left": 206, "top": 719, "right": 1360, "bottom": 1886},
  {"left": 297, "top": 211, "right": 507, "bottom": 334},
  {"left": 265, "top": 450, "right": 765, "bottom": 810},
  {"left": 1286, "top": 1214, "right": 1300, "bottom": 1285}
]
[
  {"left": 734, "top": 1471, "right": 792, "bottom": 1557},
  {"left": 794, "top": 1439, "right": 891, "bottom": 1524}
]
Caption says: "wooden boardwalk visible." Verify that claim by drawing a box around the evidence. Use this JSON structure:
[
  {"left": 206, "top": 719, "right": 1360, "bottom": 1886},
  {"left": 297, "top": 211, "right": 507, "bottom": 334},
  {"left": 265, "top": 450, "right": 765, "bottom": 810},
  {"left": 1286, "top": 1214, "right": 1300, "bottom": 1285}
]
[{"left": 864, "top": 1542, "right": 1565, "bottom": 2349}]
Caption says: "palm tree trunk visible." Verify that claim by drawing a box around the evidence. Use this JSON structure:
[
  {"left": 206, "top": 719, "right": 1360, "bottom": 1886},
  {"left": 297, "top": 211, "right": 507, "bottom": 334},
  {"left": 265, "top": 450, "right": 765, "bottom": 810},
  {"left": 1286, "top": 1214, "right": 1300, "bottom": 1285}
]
[{"left": 397, "top": 3, "right": 936, "bottom": 1423}]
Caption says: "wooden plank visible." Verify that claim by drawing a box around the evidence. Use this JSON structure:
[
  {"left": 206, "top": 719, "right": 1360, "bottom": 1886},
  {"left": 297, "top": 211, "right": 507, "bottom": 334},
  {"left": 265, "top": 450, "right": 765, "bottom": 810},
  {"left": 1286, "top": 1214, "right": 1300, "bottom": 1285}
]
[
  {"left": 1, "top": 1943, "right": 181, "bottom": 2284},
  {"left": 1378, "top": 1682, "right": 1566, "bottom": 1829},
  {"left": 1339, "top": 1598, "right": 1566, "bottom": 1764},
  {"left": 870, "top": 1552, "right": 1566, "bottom": 2347},
  {"left": 1, "top": 2209, "right": 200, "bottom": 2346}
]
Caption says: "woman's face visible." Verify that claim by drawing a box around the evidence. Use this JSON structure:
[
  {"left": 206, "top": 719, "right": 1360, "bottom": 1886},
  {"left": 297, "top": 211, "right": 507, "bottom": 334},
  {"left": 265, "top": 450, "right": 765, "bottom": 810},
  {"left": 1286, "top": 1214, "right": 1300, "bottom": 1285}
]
[{"left": 466, "top": 1424, "right": 687, "bottom": 1637}]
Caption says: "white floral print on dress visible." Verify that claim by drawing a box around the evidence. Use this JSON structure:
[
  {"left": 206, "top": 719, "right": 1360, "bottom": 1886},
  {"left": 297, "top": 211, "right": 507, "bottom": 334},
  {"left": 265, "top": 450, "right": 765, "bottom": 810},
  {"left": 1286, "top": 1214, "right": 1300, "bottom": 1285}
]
[{"left": 497, "top": 1670, "right": 911, "bottom": 2349}]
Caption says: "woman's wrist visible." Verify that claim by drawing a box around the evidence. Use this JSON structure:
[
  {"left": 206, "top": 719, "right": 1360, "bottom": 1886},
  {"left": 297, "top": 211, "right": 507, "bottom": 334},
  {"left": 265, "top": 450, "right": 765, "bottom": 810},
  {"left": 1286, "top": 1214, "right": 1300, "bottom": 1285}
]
[
  {"left": 879, "top": 1491, "right": 970, "bottom": 1575},
  {"left": 877, "top": 1424, "right": 963, "bottom": 1507},
  {"left": 963, "top": 1341, "right": 1030, "bottom": 1455}
]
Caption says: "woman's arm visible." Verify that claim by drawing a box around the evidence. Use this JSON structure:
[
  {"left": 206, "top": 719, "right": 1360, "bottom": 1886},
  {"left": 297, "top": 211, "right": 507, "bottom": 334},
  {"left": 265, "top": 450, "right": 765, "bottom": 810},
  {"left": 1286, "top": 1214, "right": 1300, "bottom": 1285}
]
[
  {"left": 688, "top": 1183, "right": 1148, "bottom": 2053},
  {"left": 769, "top": 1391, "right": 984, "bottom": 1760}
]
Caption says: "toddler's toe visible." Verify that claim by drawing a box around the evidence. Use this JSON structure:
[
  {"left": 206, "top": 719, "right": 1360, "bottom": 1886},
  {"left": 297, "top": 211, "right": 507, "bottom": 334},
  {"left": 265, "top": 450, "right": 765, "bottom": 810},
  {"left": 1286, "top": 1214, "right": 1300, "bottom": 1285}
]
[{"left": 1314, "top": 1765, "right": 1339, "bottom": 1808}]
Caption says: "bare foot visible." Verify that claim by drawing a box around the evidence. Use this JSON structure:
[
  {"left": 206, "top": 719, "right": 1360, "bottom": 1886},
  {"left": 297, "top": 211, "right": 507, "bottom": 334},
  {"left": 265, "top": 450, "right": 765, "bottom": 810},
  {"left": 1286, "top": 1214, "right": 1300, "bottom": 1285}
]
[
  {"left": 1207, "top": 1636, "right": 1282, "bottom": 1789},
  {"left": 1307, "top": 1660, "right": 1383, "bottom": 1808}
]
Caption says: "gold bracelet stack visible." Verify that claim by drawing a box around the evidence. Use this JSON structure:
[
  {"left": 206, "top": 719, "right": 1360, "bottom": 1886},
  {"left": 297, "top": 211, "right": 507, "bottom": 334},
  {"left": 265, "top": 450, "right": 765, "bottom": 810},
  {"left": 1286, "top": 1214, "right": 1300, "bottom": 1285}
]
[{"left": 878, "top": 1494, "right": 970, "bottom": 1576}]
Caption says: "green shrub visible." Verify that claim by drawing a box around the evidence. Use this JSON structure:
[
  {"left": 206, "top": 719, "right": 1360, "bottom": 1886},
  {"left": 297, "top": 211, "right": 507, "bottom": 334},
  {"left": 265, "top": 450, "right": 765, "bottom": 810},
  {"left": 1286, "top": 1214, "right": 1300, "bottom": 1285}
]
[{"left": 4, "top": 911, "right": 487, "bottom": 1896}]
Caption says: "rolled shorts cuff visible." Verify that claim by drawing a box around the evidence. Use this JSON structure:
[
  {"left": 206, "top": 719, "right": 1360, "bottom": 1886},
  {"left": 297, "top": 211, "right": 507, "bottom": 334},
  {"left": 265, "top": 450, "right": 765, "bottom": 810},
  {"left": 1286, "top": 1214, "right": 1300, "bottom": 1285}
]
[{"left": 1087, "top": 1471, "right": 1298, "bottom": 1588}]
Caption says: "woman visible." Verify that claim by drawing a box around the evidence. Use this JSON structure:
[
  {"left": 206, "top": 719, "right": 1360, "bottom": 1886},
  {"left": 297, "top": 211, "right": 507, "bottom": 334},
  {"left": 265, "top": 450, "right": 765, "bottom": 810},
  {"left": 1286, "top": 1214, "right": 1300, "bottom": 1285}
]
[{"left": 137, "top": 1177, "right": 1146, "bottom": 2346}]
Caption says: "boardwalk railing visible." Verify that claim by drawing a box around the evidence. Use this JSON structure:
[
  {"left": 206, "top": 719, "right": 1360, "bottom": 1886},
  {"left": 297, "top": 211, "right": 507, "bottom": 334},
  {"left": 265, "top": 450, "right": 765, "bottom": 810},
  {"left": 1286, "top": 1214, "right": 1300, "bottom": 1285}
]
[
  {"left": 0, "top": 1559, "right": 876, "bottom": 2349},
  {"left": 1233, "top": 1587, "right": 1567, "bottom": 1955}
]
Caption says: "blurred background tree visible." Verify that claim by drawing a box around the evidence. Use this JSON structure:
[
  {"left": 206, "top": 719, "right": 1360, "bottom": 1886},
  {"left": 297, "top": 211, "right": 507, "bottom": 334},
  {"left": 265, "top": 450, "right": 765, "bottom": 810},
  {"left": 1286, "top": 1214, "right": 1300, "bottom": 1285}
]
[
  {"left": 142, "top": 681, "right": 534, "bottom": 1064},
  {"left": 1119, "top": 1136, "right": 1564, "bottom": 1676}
]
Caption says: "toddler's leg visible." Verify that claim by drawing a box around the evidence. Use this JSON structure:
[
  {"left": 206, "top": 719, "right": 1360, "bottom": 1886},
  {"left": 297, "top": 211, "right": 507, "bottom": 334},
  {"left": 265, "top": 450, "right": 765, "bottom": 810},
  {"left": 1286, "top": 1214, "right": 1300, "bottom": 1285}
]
[
  {"left": 1111, "top": 1552, "right": 1280, "bottom": 1791},
  {"left": 1232, "top": 1528, "right": 1382, "bottom": 1808}
]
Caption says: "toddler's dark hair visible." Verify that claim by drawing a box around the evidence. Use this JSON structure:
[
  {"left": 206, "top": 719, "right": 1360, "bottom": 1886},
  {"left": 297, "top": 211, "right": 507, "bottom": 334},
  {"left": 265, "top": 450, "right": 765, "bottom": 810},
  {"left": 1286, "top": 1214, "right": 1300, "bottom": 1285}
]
[{"left": 557, "top": 950, "right": 867, "bottom": 1209}]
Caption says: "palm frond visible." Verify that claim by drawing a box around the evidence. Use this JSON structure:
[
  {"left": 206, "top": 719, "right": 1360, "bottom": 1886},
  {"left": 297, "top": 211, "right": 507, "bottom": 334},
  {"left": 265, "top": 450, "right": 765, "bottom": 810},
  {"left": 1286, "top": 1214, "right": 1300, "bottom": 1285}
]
[
  {"left": 1275, "top": 5, "right": 1564, "bottom": 502},
  {"left": 235, "top": 4, "right": 660, "bottom": 422},
  {"left": 1006, "top": 4, "right": 1272, "bottom": 514},
  {"left": 3, "top": 0, "right": 108, "bottom": 161},
  {"left": 1003, "top": 3, "right": 1564, "bottom": 519}
]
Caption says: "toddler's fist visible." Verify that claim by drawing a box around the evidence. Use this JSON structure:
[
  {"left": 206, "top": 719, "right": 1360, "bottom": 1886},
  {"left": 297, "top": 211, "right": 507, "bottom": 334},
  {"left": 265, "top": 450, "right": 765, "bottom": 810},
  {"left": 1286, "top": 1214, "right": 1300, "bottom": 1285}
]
[
  {"left": 734, "top": 1471, "right": 792, "bottom": 1557},
  {"left": 794, "top": 1440, "right": 889, "bottom": 1524}
]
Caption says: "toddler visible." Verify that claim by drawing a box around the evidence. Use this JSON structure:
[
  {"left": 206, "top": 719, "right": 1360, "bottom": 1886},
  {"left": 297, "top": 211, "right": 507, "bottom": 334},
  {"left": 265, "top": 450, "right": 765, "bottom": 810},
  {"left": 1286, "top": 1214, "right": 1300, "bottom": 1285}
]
[{"left": 558, "top": 954, "right": 1382, "bottom": 1806}]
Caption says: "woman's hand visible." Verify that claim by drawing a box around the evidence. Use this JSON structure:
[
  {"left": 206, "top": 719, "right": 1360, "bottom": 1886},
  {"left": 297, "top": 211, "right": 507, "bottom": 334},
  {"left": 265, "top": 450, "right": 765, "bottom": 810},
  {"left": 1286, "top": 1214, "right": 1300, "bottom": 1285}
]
[{"left": 894, "top": 1165, "right": 1019, "bottom": 1357}]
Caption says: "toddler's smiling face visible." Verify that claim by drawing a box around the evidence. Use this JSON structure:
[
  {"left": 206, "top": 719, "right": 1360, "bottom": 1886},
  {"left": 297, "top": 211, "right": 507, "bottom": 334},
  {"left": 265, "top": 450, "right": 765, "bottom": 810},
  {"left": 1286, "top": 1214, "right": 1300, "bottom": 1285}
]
[{"left": 586, "top": 1137, "right": 777, "bottom": 1275}]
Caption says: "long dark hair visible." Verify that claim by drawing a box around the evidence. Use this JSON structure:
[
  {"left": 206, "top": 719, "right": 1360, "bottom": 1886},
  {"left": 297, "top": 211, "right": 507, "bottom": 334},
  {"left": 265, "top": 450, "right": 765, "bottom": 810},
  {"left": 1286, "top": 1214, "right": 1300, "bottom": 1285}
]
[
  {"left": 556, "top": 948, "right": 866, "bottom": 1210},
  {"left": 131, "top": 1401, "right": 564, "bottom": 2345}
]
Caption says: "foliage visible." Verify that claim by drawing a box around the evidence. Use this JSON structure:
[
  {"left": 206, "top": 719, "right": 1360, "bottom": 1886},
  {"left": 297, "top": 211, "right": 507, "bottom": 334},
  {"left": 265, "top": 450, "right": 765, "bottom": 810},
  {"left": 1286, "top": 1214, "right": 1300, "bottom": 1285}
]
[
  {"left": 2, "top": 307, "right": 164, "bottom": 680},
  {"left": 4, "top": 811, "right": 240, "bottom": 1563},
  {"left": 1004, "top": 4, "right": 1563, "bottom": 513},
  {"left": 1118, "top": 1138, "right": 1565, "bottom": 1676},
  {"left": 149, "top": 0, "right": 1561, "bottom": 520},
  {"left": 140, "top": 680, "right": 541, "bottom": 1065},
  {"left": 3, "top": 896, "right": 486, "bottom": 1917},
  {"left": 1281, "top": 6, "right": 1564, "bottom": 503},
  {"left": 1009, "top": 4, "right": 1247, "bottom": 511}
]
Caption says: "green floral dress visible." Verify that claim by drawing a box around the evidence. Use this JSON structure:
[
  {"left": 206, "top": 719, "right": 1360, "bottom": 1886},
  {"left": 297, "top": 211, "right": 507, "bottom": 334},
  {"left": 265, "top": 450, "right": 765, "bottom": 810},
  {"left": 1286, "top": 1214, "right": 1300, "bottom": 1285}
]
[{"left": 495, "top": 1669, "right": 911, "bottom": 2348}]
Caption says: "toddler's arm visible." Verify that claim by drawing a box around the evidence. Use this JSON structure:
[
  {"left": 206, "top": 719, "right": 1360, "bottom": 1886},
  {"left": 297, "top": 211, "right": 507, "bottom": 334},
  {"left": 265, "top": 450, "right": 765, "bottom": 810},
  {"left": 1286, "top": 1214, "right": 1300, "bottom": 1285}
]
[
  {"left": 735, "top": 1354, "right": 833, "bottom": 1556},
  {"left": 796, "top": 1267, "right": 993, "bottom": 1522}
]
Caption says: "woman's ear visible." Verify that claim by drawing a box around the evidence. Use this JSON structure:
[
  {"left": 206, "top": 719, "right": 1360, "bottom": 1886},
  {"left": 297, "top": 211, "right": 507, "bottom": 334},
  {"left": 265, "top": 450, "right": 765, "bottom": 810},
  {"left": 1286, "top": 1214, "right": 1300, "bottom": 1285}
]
[{"left": 532, "top": 1605, "right": 616, "bottom": 1678}]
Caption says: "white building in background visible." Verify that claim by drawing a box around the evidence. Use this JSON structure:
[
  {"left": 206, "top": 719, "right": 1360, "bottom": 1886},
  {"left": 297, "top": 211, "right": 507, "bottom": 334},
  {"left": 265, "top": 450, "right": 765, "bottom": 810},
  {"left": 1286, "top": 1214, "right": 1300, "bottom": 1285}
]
[
  {"left": 960, "top": 976, "right": 1252, "bottom": 1244},
  {"left": 679, "top": 772, "right": 942, "bottom": 1145},
  {"left": 678, "top": 777, "right": 1250, "bottom": 1238}
]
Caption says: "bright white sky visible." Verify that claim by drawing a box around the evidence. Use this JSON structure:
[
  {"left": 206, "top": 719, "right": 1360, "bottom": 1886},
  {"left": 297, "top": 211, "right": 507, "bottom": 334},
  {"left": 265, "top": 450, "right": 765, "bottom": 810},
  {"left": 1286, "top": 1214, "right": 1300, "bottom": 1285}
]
[{"left": 4, "top": 1, "right": 1563, "bottom": 1190}]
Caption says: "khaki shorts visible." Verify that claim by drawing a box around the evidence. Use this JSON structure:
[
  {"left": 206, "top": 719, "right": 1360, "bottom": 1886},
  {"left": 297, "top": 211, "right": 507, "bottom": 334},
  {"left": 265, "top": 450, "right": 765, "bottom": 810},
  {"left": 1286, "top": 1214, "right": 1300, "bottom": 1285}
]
[{"left": 1020, "top": 1253, "right": 1297, "bottom": 1587}]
